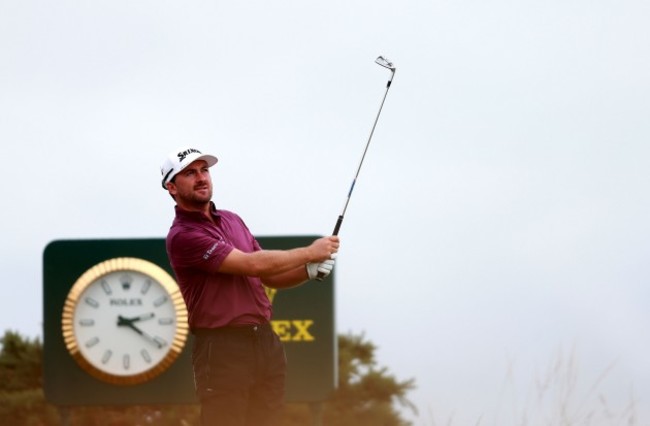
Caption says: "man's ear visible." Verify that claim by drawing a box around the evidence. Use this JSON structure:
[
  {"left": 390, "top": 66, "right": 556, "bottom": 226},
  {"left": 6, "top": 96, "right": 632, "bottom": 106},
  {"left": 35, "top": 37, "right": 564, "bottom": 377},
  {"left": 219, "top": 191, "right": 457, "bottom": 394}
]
[{"left": 166, "top": 182, "right": 177, "bottom": 198}]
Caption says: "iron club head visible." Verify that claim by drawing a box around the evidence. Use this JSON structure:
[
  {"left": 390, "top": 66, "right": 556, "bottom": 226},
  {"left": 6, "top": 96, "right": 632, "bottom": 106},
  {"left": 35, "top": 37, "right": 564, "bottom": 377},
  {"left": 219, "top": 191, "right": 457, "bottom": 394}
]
[{"left": 375, "top": 56, "right": 396, "bottom": 71}]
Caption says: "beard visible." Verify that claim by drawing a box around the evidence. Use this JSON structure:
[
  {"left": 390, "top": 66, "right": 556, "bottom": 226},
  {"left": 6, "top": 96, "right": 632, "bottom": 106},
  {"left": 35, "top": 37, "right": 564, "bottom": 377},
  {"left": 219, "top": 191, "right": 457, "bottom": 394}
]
[{"left": 176, "top": 183, "right": 213, "bottom": 208}]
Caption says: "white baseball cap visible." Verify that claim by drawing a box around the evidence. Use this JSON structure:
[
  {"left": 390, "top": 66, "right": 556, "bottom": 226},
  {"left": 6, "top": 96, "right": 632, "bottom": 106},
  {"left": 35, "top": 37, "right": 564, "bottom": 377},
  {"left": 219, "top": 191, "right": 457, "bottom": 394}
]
[{"left": 160, "top": 147, "right": 218, "bottom": 189}]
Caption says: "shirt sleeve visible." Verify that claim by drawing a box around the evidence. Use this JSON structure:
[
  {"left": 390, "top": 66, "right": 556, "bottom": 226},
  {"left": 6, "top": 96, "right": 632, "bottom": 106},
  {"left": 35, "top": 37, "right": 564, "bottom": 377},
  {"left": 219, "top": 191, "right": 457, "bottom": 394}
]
[{"left": 167, "top": 226, "right": 234, "bottom": 273}]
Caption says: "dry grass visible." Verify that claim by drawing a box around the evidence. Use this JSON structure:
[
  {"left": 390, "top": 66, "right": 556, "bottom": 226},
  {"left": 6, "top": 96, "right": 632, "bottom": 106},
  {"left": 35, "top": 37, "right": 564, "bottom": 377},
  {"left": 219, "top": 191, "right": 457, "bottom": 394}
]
[{"left": 424, "top": 345, "right": 638, "bottom": 426}]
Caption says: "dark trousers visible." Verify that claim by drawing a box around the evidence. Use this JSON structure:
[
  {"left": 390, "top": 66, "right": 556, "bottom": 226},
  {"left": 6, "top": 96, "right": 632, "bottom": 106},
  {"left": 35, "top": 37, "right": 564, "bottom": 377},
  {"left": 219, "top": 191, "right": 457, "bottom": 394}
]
[{"left": 192, "top": 323, "right": 287, "bottom": 426}]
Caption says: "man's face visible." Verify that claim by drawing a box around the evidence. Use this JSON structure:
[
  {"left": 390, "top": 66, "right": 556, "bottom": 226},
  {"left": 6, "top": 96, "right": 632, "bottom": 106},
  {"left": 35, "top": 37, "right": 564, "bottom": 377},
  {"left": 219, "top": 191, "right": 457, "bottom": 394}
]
[{"left": 167, "top": 160, "right": 213, "bottom": 206}]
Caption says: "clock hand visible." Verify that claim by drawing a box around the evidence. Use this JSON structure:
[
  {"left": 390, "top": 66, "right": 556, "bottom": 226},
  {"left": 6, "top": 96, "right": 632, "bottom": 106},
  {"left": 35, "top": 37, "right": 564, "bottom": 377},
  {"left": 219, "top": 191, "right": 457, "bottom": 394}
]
[
  {"left": 117, "top": 315, "right": 164, "bottom": 349},
  {"left": 138, "top": 329, "right": 165, "bottom": 349},
  {"left": 117, "top": 315, "right": 133, "bottom": 327},
  {"left": 130, "top": 312, "right": 155, "bottom": 323}
]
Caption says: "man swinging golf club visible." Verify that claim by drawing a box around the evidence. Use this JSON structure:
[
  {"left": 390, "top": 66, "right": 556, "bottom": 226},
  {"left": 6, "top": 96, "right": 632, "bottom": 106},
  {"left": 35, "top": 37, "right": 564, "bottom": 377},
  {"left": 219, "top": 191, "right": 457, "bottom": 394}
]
[{"left": 161, "top": 146, "right": 339, "bottom": 426}]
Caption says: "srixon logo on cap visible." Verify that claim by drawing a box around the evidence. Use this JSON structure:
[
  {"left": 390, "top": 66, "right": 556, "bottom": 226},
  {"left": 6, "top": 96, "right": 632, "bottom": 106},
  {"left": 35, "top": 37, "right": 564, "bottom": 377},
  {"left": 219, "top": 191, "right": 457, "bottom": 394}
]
[{"left": 177, "top": 148, "right": 201, "bottom": 162}]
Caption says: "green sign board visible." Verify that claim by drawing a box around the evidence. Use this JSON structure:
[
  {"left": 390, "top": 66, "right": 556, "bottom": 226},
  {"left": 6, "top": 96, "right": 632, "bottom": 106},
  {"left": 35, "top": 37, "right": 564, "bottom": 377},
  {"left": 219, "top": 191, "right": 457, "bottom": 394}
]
[{"left": 43, "top": 237, "right": 335, "bottom": 406}]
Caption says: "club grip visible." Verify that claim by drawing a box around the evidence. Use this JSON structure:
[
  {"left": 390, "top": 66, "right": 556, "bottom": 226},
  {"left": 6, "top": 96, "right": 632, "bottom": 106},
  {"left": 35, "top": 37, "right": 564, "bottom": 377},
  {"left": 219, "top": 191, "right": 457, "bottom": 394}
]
[
  {"left": 315, "top": 215, "right": 344, "bottom": 281},
  {"left": 331, "top": 215, "right": 343, "bottom": 236}
]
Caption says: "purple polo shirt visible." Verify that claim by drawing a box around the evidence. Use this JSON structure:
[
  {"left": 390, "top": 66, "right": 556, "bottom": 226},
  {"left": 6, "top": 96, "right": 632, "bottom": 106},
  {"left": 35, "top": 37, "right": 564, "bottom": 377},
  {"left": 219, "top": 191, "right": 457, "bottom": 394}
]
[{"left": 166, "top": 202, "right": 272, "bottom": 329}]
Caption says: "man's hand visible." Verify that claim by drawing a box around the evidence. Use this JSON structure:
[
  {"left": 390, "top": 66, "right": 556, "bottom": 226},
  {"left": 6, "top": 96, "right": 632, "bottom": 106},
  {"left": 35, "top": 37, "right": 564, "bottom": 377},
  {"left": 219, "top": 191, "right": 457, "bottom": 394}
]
[
  {"left": 309, "top": 236, "right": 340, "bottom": 263},
  {"left": 306, "top": 254, "right": 336, "bottom": 281}
]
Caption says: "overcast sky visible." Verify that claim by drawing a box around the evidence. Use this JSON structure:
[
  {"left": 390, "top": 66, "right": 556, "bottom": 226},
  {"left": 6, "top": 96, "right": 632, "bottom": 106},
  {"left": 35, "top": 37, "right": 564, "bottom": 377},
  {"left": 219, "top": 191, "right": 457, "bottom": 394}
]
[{"left": 2, "top": 1, "right": 650, "bottom": 424}]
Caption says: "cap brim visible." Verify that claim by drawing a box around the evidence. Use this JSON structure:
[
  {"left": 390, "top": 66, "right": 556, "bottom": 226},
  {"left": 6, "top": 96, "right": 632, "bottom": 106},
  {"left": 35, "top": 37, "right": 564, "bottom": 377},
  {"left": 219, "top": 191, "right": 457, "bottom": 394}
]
[
  {"left": 177, "top": 153, "right": 218, "bottom": 174},
  {"left": 196, "top": 154, "right": 218, "bottom": 167}
]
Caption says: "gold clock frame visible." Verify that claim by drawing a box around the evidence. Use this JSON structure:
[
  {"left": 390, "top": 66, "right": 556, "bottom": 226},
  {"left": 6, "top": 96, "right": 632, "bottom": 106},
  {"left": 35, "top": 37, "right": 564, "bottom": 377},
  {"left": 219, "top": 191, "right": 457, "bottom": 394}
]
[{"left": 61, "top": 257, "right": 189, "bottom": 386}]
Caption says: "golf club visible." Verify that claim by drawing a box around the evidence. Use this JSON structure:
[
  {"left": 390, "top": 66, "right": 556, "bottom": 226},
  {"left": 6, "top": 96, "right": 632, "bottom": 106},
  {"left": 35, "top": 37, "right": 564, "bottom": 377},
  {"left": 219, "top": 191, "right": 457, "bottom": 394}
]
[{"left": 317, "top": 55, "right": 396, "bottom": 280}]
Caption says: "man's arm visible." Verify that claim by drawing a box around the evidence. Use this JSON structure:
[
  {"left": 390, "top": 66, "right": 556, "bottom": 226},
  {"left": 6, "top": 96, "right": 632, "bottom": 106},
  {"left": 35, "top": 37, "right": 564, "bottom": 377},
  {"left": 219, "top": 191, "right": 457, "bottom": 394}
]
[
  {"left": 261, "top": 256, "right": 337, "bottom": 289},
  {"left": 217, "top": 236, "right": 339, "bottom": 277},
  {"left": 260, "top": 265, "right": 310, "bottom": 289}
]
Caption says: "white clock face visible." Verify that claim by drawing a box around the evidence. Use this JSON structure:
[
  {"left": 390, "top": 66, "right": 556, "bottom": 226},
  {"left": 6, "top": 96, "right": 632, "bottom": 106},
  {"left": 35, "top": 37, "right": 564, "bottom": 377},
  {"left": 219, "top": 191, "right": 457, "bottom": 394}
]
[
  {"left": 74, "top": 271, "right": 177, "bottom": 376},
  {"left": 62, "top": 258, "right": 188, "bottom": 385}
]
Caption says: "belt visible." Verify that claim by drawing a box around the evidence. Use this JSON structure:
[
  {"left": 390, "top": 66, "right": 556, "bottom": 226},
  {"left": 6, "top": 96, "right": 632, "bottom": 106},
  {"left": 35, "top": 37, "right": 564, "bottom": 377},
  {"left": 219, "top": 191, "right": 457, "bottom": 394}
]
[{"left": 191, "top": 322, "right": 271, "bottom": 336}]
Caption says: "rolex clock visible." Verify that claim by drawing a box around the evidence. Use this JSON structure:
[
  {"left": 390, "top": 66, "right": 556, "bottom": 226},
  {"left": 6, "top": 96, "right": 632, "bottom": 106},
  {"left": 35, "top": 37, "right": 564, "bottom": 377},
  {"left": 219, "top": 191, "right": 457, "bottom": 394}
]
[{"left": 61, "top": 257, "right": 188, "bottom": 386}]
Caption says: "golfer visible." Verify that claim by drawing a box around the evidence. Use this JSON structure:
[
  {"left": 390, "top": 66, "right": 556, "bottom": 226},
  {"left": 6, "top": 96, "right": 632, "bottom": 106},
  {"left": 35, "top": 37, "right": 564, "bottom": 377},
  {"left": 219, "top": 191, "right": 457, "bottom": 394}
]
[{"left": 161, "top": 147, "right": 339, "bottom": 426}]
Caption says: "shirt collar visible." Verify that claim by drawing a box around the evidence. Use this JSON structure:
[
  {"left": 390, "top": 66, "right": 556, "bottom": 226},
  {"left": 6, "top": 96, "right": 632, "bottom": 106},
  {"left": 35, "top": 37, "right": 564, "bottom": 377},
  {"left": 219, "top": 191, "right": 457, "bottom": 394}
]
[{"left": 174, "top": 201, "right": 221, "bottom": 221}]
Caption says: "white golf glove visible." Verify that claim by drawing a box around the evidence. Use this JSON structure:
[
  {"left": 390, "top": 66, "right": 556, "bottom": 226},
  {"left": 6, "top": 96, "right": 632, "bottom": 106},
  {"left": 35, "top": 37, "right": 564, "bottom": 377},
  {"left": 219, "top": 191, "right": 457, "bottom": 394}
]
[{"left": 306, "top": 254, "right": 337, "bottom": 280}]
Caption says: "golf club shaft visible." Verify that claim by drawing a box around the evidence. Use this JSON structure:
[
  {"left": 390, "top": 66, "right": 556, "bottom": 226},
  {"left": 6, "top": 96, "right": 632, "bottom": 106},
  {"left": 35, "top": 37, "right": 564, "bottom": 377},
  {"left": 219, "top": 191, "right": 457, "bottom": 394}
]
[
  {"left": 316, "top": 60, "right": 395, "bottom": 280},
  {"left": 333, "top": 76, "right": 393, "bottom": 235}
]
